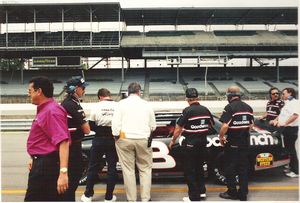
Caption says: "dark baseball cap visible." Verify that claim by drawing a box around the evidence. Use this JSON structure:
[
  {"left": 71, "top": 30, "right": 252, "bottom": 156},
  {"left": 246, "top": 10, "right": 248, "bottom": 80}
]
[
  {"left": 66, "top": 76, "right": 88, "bottom": 88},
  {"left": 185, "top": 88, "right": 198, "bottom": 98}
]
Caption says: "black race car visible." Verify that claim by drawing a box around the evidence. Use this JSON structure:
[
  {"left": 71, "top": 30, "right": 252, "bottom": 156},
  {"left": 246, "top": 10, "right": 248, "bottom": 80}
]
[{"left": 80, "top": 112, "right": 289, "bottom": 185}]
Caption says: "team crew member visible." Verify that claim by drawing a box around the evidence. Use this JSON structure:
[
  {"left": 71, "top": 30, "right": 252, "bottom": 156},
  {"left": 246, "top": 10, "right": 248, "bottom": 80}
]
[
  {"left": 219, "top": 86, "right": 254, "bottom": 201},
  {"left": 169, "top": 88, "right": 214, "bottom": 202},
  {"left": 25, "top": 76, "right": 70, "bottom": 201},
  {"left": 270, "top": 87, "right": 299, "bottom": 178},
  {"left": 255, "top": 87, "right": 284, "bottom": 132},
  {"left": 81, "top": 88, "right": 118, "bottom": 202},
  {"left": 61, "top": 76, "right": 90, "bottom": 201},
  {"left": 112, "top": 82, "right": 156, "bottom": 202}
]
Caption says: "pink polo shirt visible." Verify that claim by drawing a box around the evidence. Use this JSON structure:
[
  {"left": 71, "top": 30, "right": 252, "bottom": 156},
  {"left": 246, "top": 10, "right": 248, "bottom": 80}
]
[{"left": 27, "top": 98, "right": 71, "bottom": 156}]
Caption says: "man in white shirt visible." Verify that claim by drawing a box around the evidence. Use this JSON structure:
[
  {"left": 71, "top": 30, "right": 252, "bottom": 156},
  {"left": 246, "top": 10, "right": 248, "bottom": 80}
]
[
  {"left": 81, "top": 88, "right": 118, "bottom": 202},
  {"left": 112, "top": 82, "right": 156, "bottom": 202},
  {"left": 270, "top": 87, "right": 299, "bottom": 178}
]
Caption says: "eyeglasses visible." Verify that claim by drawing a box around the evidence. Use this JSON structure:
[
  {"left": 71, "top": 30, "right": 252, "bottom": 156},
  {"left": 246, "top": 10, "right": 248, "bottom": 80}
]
[{"left": 271, "top": 92, "right": 279, "bottom": 95}]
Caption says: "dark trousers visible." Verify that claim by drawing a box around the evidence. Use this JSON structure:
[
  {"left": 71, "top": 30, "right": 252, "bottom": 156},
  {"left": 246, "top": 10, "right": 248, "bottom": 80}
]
[
  {"left": 24, "top": 152, "right": 61, "bottom": 201},
  {"left": 60, "top": 142, "right": 83, "bottom": 201},
  {"left": 224, "top": 146, "right": 249, "bottom": 199},
  {"left": 84, "top": 136, "right": 118, "bottom": 200},
  {"left": 182, "top": 144, "right": 206, "bottom": 201},
  {"left": 283, "top": 126, "right": 298, "bottom": 174}
]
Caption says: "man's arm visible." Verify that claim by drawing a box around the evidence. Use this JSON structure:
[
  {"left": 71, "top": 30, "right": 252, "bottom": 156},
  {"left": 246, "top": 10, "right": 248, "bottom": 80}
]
[
  {"left": 149, "top": 108, "right": 156, "bottom": 132},
  {"left": 258, "top": 112, "right": 267, "bottom": 120},
  {"left": 279, "top": 113, "right": 299, "bottom": 127},
  {"left": 219, "top": 123, "right": 229, "bottom": 147},
  {"left": 57, "top": 140, "right": 69, "bottom": 194},
  {"left": 111, "top": 105, "right": 122, "bottom": 138},
  {"left": 169, "top": 125, "right": 183, "bottom": 149},
  {"left": 81, "top": 122, "right": 91, "bottom": 135}
]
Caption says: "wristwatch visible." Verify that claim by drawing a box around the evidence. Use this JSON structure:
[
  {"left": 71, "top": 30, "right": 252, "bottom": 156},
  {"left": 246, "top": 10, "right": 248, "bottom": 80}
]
[{"left": 60, "top": 167, "right": 68, "bottom": 173}]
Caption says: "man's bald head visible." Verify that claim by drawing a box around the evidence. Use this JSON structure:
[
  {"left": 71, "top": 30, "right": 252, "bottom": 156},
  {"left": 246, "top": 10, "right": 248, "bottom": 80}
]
[
  {"left": 226, "top": 85, "right": 241, "bottom": 102},
  {"left": 227, "top": 86, "right": 241, "bottom": 94}
]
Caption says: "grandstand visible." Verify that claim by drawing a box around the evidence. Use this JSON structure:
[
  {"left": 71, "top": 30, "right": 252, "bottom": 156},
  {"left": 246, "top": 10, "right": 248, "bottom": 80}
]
[
  {"left": 0, "top": 1, "right": 298, "bottom": 103},
  {"left": 0, "top": 67, "right": 297, "bottom": 103}
]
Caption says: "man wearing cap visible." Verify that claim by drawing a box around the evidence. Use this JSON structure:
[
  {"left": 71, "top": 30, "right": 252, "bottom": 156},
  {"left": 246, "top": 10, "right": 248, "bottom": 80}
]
[
  {"left": 25, "top": 76, "right": 70, "bottom": 201},
  {"left": 169, "top": 88, "right": 214, "bottom": 202},
  {"left": 61, "top": 76, "right": 91, "bottom": 201},
  {"left": 219, "top": 86, "right": 254, "bottom": 201}
]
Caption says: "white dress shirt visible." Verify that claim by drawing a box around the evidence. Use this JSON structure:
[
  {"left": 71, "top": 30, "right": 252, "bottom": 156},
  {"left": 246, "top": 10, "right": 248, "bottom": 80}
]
[
  {"left": 278, "top": 98, "right": 299, "bottom": 127},
  {"left": 112, "top": 95, "right": 156, "bottom": 139}
]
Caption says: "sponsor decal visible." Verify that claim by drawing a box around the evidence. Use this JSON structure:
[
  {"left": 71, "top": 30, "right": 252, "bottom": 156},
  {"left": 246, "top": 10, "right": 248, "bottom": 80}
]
[
  {"left": 233, "top": 120, "right": 250, "bottom": 125},
  {"left": 250, "top": 133, "right": 277, "bottom": 146},
  {"left": 207, "top": 137, "right": 222, "bottom": 147},
  {"left": 256, "top": 153, "right": 274, "bottom": 168},
  {"left": 207, "top": 133, "right": 277, "bottom": 147},
  {"left": 191, "top": 124, "right": 209, "bottom": 129}
]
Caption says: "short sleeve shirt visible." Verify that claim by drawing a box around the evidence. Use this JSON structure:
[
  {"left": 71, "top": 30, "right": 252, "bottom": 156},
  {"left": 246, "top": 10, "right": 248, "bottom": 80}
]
[
  {"left": 27, "top": 98, "right": 70, "bottom": 156},
  {"left": 278, "top": 99, "right": 299, "bottom": 127},
  {"left": 177, "top": 102, "right": 214, "bottom": 142},
  {"left": 89, "top": 100, "right": 116, "bottom": 136},
  {"left": 265, "top": 99, "right": 284, "bottom": 121},
  {"left": 61, "top": 95, "right": 88, "bottom": 141},
  {"left": 219, "top": 99, "right": 254, "bottom": 147}
]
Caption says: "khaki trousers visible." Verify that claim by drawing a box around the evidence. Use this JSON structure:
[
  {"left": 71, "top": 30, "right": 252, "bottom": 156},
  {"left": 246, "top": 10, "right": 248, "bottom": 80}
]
[{"left": 115, "top": 138, "right": 152, "bottom": 201}]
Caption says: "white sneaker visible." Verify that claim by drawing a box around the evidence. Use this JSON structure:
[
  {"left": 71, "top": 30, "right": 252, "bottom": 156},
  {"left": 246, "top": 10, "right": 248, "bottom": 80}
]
[
  {"left": 284, "top": 164, "right": 290, "bottom": 169},
  {"left": 283, "top": 168, "right": 290, "bottom": 173},
  {"left": 81, "top": 194, "right": 92, "bottom": 202},
  {"left": 285, "top": 172, "right": 299, "bottom": 178},
  {"left": 200, "top": 193, "right": 207, "bottom": 198},
  {"left": 182, "top": 197, "right": 191, "bottom": 202},
  {"left": 104, "top": 195, "right": 117, "bottom": 202}
]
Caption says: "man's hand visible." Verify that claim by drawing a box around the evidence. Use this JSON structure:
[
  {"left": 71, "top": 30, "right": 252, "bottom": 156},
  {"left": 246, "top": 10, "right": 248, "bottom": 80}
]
[
  {"left": 57, "top": 173, "right": 68, "bottom": 194},
  {"left": 219, "top": 136, "right": 227, "bottom": 147},
  {"left": 169, "top": 140, "right": 175, "bottom": 149},
  {"left": 28, "top": 159, "right": 33, "bottom": 171},
  {"left": 258, "top": 116, "right": 264, "bottom": 120},
  {"left": 269, "top": 120, "right": 278, "bottom": 126}
]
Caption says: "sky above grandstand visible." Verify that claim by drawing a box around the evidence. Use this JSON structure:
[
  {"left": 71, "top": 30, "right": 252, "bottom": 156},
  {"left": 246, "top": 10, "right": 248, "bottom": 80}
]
[{"left": 0, "top": 0, "right": 297, "bottom": 8}]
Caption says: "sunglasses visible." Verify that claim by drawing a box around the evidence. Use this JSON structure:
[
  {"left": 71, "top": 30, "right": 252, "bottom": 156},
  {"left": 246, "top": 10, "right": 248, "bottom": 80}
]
[{"left": 271, "top": 92, "right": 279, "bottom": 95}]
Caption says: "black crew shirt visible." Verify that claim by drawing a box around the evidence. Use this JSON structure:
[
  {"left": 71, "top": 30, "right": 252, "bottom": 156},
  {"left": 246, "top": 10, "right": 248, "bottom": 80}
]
[
  {"left": 61, "top": 95, "right": 88, "bottom": 141},
  {"left": 219, "top": 99, "right": 254, "bottom": 147},
  {"left": 265, "top": 99, "right": 284, "bottom": 121},
  {"left": 177, "top": 102, "right": 214, "bottom": 144}
]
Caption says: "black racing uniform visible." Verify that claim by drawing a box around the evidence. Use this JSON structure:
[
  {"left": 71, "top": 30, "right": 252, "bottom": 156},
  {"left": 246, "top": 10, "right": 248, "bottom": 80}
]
[
  {"left": 219, "top": 98, "right": 254, "bottom": 200},
  {"left": 265, "top": 99, "right": 284, "bottom": 121},
  {"left": 177, "top": 102, "right": 214, "bottom": 201},
  {"left": 61, "top": 94, "right": 88, "bottom": 201},
  {"left": 84, "top": 100, "right": 118, "bottom": 200},
  {"left": 254, "top": 99, "right": 284, "bottom": 132}
]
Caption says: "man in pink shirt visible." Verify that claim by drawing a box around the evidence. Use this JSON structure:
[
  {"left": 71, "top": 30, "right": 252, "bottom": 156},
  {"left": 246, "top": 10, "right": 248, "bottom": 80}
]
[{"left": 25, "top": 76, "right": 71, "bottom": 201}]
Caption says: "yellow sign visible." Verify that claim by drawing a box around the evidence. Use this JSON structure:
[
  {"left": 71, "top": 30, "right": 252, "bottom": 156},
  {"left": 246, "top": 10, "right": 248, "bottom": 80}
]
[
  {"left": 256, "top": 153, "right": 273, "bottom": 168},
  {"left": 32, "top": 57, "right": 57, "bottom": 67}
]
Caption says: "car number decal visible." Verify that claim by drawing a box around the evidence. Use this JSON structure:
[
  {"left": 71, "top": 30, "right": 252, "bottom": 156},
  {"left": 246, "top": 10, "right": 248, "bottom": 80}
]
[{"left": 152, "top": 140, "right": 176, "bottom": 169}]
